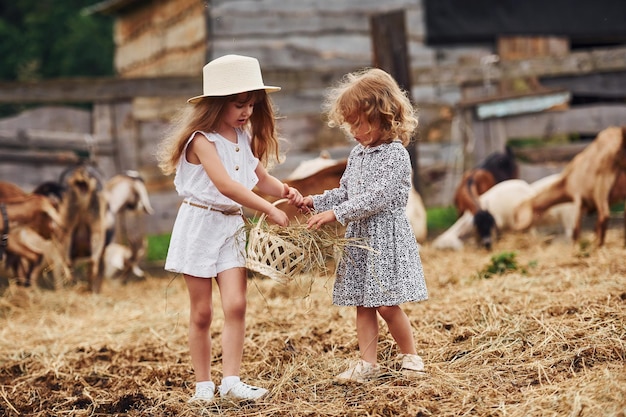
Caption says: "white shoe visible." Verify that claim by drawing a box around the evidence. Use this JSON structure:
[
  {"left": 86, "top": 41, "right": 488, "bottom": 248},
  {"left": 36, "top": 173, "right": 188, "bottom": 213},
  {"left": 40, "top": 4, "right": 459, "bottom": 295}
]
[
  {"left": 220, "top": 381, "right": 268, "bottom": 400},
  {"left": 188, "top": 386, "right": 215, "bottom": 403},
  {"left": 397, "top": 354, "right": 425, "bottom": 372},
  {"left": 336, "top": 359, "right": 381, "bottom": 383}
]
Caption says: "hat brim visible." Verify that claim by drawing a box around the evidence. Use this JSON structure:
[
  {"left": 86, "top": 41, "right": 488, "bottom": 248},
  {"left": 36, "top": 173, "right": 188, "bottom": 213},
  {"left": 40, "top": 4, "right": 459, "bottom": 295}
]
[{"left": 187, "top": 86, "right": 281, "bottom": 104}]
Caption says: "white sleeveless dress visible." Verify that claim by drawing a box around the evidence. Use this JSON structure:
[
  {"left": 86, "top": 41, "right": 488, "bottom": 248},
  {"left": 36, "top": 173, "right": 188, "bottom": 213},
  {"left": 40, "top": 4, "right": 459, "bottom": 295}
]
[{"left": 165, "top": 129, "right": 259, "bottom": 278}]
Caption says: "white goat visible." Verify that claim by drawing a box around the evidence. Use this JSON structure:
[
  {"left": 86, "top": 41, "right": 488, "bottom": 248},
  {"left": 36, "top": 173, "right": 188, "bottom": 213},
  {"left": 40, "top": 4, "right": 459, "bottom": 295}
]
[{"left": 432, "top": 179, "right": 536, "bottom": 250}]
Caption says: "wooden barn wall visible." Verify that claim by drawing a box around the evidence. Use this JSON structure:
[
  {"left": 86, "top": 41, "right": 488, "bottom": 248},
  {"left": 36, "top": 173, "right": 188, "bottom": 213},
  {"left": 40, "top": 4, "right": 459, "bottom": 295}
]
[
  {"left": 114, "top": 0, "right": 206, "bottom": 77},
  {"left": 112, "top": 0, "right": 485, "bottom": 168},
  {"left": 208, "top": 0, "right": 444, "bottom": 155}
]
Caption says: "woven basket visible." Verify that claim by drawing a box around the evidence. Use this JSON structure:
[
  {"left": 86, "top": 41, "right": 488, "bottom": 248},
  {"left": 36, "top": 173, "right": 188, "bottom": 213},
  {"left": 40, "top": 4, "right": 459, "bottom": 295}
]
[{"left": 246, "top": 199, "right": 306, "bottom": 283}]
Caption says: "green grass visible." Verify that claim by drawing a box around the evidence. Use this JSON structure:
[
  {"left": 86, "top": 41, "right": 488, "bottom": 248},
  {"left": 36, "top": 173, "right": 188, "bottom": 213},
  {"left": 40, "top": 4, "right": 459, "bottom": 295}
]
[
  {"left": 477, "top": 251, "right": 521, "bottom": 279},
  {"left": 426, "top": 205, "right": 458, "bottom": 234},
  {"left": 146, "top": 233, "right": 171, "bottom": 262}
]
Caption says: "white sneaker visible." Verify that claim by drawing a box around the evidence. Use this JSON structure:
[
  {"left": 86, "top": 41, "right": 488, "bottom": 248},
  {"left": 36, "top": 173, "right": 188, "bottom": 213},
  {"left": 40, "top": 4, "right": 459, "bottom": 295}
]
[
  {"left": 220, "top": 381, "right": 268, "bottom": 400},
  {"left": 336, "top": 359, "right": 381, "bottom": 383},
  {"left": 397, "top": 354, "right": 425, "bottom": 372},
  {"left": 188, "top": 386, "right": 215, "bottom": 403}
]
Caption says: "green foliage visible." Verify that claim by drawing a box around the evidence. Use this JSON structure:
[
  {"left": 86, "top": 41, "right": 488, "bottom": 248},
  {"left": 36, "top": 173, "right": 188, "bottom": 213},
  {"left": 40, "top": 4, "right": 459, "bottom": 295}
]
[
  {"left": 426, "top": 206, "right": 458, "bottom": 233},
  {"left": 0, "top": 1, "right": 114, "bottom": 81},
  {"left": 611, "top": 201, "right": 624, "bottom": 212},
  {"left": 146, "top": 233, "right": 171, "bottom": 262},
  {"left": 0, "top": 1, "right": 114, "bottom": 116},
  {"left": 478, "top": 251, "right": 521, "bottom": 279}
]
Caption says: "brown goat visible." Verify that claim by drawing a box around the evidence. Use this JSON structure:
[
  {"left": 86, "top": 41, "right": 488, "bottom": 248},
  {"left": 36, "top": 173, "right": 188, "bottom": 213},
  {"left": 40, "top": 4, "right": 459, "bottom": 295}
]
[
  {"left": 453, "top": 146, "right": 519, "bottom": 217},
  {"left": 0, "top": 194, "right": 64, "bottom": 234},
  {"left": 0, "top": 193, "right": 67, "bottom": 286},
  {"left": 59, "top": 163, "right": 108, "bottom": 293},
  {"left": 5, "top": 226, "right": 71, "bottom": 288},
  {"left": 514, "top": 126, "right": 626, "bottom": 246},
  {"left": 453, "top": 169, "right": 496, "bottom": 216}
]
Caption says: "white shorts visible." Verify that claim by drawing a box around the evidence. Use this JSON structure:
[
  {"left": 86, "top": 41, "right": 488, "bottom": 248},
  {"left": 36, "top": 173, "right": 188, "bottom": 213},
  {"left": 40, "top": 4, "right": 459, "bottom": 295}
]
[{"left": 165, "top": 202, "right": 246, "bottom": 278}]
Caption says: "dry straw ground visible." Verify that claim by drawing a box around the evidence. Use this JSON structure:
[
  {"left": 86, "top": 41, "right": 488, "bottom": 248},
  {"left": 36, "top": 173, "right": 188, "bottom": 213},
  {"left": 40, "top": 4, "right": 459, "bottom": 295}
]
[{"left": 0, "top": 231, "right": 625, "bottom": 417}]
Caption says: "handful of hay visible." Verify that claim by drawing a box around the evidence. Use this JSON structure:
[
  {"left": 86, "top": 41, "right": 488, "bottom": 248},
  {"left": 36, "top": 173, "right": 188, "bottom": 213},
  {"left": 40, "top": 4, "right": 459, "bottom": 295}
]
[{"left": 245, "top": 199, "right": 365, "bottom": 284}]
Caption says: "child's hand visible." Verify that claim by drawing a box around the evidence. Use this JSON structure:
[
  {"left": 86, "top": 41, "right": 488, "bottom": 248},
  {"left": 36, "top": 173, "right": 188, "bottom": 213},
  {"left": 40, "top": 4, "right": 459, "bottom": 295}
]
[
  {"left": 268, "top": 206, "right": 289, "bottom": 227},
  {"left": 282, "top": 183, "right": 303, "bottom": 206},
  {"left": 298, "top": 196, "right": 314, "bottom": 214},
  {"left": 306, "top": 210, "right": 336, "bottom": 229}
]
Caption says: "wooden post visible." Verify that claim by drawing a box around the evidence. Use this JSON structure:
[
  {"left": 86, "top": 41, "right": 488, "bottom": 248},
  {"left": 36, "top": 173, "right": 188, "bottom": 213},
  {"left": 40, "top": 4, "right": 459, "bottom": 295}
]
[{"left": 370, "top": 10, "right": 421, "bottom": 192}]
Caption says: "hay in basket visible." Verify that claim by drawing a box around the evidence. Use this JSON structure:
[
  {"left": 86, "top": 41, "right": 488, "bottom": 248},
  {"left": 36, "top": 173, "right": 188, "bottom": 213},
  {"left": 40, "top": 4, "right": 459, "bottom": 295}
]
[{"left": 245, "top": 199, "right": 368, "bottom": 284}]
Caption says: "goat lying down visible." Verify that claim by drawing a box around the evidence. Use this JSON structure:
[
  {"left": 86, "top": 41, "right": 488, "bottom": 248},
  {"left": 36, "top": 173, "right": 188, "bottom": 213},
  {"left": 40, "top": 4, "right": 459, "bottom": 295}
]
[
  {"left": 514, "top": 126, "right": 626, "bottom": 246},
  {"left": 433, "top": 179, "right": 536, "bottom": 250}
]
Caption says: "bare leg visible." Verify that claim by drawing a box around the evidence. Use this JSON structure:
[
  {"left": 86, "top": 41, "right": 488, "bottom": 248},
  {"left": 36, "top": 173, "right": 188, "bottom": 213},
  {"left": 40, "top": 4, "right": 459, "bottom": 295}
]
[
  {"left": 356, "top": 306, "right": 379, "bottom": 364},
  {"left": 377, "top": 305, "right": 417, "bottom": 355},
  {"left": 184, "top": 274, "right": 214, "bottom": 382},
  {"left": 216, "top": 267, "right": 247, "bottom": 377}
]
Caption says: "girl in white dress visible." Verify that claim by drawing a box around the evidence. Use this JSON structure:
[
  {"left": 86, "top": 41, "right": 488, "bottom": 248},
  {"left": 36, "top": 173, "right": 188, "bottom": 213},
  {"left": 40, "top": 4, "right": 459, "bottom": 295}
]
[
  {"left": 156, "top": 55, "right": 302, "bottom": 402},
  {"left": 301, "top": 68, "right": 428, "bottom": 383}
]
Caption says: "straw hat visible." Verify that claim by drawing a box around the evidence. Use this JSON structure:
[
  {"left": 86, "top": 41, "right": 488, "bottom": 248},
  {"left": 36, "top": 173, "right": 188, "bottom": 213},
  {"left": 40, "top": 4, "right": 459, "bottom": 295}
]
[{"left": 187, "top": 54, "right": 281, "bottom": 103}]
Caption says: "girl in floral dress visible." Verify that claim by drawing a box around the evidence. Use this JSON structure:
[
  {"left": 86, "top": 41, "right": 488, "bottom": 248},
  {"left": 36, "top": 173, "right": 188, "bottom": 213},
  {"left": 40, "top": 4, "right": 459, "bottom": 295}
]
[{"left": 301, "top": 68, "right": 428, "bottom": 382}]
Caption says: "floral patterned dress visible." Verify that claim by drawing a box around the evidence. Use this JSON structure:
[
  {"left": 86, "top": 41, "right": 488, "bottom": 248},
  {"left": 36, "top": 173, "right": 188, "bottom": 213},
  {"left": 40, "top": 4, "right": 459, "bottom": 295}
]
[{"left": 312, "top": 141, "right": 428, "bottom": 307}]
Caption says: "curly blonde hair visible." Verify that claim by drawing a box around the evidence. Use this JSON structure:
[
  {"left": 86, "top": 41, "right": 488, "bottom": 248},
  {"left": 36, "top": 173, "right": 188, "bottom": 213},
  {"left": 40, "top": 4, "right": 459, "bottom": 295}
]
[
  {"left": 156, "top": 90, "right": 281, "bottom": 176},
  {"left": 323, "top": 68, "right": 418, "bottom": 146}
]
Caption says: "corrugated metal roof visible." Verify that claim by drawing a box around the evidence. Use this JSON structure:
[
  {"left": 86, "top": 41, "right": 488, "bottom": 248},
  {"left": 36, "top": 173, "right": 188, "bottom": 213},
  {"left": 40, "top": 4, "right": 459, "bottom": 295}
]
[{"left": 82, "top": 0, "right": 146, "bottom": 15}]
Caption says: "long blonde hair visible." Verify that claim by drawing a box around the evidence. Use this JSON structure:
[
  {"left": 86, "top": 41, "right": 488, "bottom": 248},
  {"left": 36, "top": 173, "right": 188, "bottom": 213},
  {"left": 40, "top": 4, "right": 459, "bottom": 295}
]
[
  {"left": 323, "top": 68, "right": 418, "bottom": 146},
  {"left": 156, "top": 90, "right": 280, "bottom": 175}
]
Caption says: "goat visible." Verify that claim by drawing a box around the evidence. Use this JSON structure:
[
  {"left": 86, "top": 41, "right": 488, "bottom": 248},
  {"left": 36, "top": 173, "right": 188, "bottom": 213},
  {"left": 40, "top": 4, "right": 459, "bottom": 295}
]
[
  {"left": 59, "top": 162, "right": 109, "bottom": 293},
  {"left": 103, "top": 170, "right": 155, "bottom": 244},
  {"left": 453, "top": 146, "right": 519, "bottom": 217},
  {"left": 514, "top": 126, "right": 626, "bottom": 246},
  {"left": 453, "top": 169, "right": 496, "bottom": 216},
  {"left": 0, "top": 194, "right": 64, "bottom": 234},
  {"left": 5, "top": 226, "right": 70, "bottom": 288},
  {"left": 527, "top": 170, "right": 626, "bottom": 243},
  {"left": 529, "top": 174, "right": 577, "bottom": 239},
  {"left": 0, "top": 193, "right": 67, "bottom": 286},
  {"left": 103, "top": 238, "right": 146, "bottom": 283},
  {"left": 433, "top": 179, "right": 536, "bottom": 250}
]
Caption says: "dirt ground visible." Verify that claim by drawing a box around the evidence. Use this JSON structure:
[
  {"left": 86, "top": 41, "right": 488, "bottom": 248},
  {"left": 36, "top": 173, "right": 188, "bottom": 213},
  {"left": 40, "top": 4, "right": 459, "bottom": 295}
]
[{"left": 0, "top": 230, "right": 625, "bottom": 417}]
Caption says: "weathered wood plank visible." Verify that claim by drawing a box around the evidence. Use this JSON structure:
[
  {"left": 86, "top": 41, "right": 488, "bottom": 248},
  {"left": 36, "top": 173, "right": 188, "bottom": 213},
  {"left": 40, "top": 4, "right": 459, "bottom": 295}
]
[
  {"left": 513, "top": 143, "right": 588, "bottom": 163},
  {"left": 0, "top": 128, "right": 115, "bottom": 155},
  {"left": 1, "top": 47, "right": 624, "bottom": 103},
  {"left": 499, "top": 104, "right": 626, "bottom": 139},
  {"left": 0, "top": 76, "right": 202, "bottom": 103},
  {"left": 412, "top": 46, "right": 626, "bottom": 86},
  {"left": 0, "top": 149, "right": 81, "bottom": 165}
]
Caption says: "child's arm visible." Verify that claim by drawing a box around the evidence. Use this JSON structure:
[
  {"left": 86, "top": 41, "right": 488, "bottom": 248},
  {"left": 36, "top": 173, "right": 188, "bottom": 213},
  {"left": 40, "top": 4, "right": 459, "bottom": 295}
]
[
  {"left": 331, "top": 147, "right": 411, "bottom": 225},
  {"left": 255, "top": 164, "right": 303, "bottom": 206},
  {"left": 190, "top": 135, "right": 289, "bottom": 226}
]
